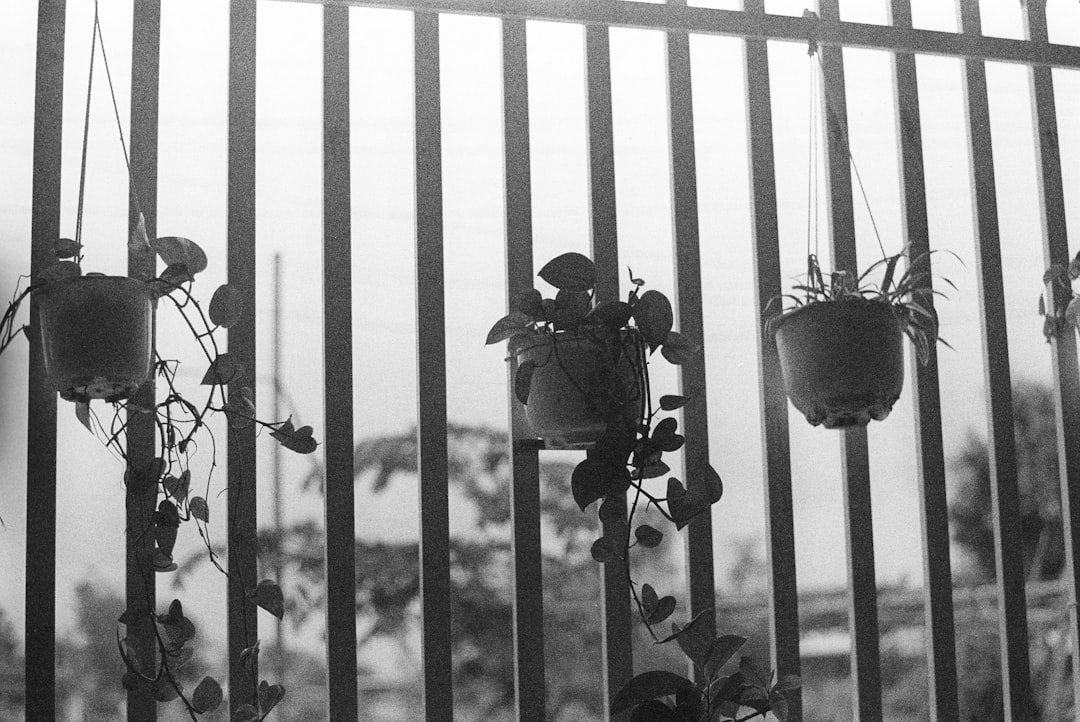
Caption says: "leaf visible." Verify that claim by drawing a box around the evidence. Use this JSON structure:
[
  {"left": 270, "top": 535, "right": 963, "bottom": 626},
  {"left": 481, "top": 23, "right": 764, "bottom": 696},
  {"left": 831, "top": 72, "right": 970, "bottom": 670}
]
[
  {"left": 771, "top": 696, "right": 790, "bottom": 722},
  {"left": 209, "top": 284, "right": 243, "bottom": 328},
  {"left": 75, "top": 402, "right": 92, "bottom": 433},
  {"left": 641, "top": 584, "right": 659, "bottom": 615},
  {"left": 151, "top": 236, "right": 208, "bottom": 276},
  {"left": 538, "top": 252, "right": 596, "bottom": 292},
  {"left": 572, "top": 458, "right": 609, "bottom": 512},
  {"left": 658, "top": 395, "right": 688, "bottom": 411},
  {"left": 648, "top": 595, "right": 677, "bottom": 626},
  {"left": 54, "top": 237, "right": 82, "bottom": 259},
  {"left": 201, "top": 353, "right": 243, "bottom": 385},
  {"left": 486, "top": 311, "right": 533, "bottom": 345},
  {"left": 514, "top": 360, "right": 535, "bottom": 405},
  {"left": 511, "top": 288, "right": 543, "bottom": 317},
  {"left": 659, "top": 331, "right": 700, "bottom": 365},
  {"left": 590, "top": 535, "right": 623, "bottom": 564},
  {"left": 586, "top": 300, "right": 634, "bottom": 329},
  {"left": 158, "top": 262, "right": 195, "bottom": 288},
  {"left": 232, "top": 704, "right": 261, "bottom": 722},
  {"left": 152, "top": 675, "right": 181, "bottom": 702},
  {"left": 240, "top": 641, "right": 261, "bottom": 675},
  {"left": 672, "top": 613, "right": 715, "bottom": 668},
  {"left": 635, "top": 524, "right": 664, "bottom": 548},
  {"left": 255, "top": 579, "right": 285, "bottom": 620},
  {"left": 611, "top": 670, "right": 696, "bottom": 713},
  {"left": 36, "top": 260, "right": 81, "bottom": 284},
  {"left": 224, "top": 387, "right": 256, "bottom": 429},
  {"left": 190, "top": 496, "right": 210, "bottom": 524},
  {"left": 191, "top": 676, "right": 223, "bottom": 713},
  {"left": 258, "top": 680, "right": 285, "bottom": 715},
  {"left": 271, "top": 420, "right": 319, "bottom": 454},
  {"left": 598, "top": 495, "right": 625, "bottom": 523},
  {"left": 774, "top": 674, "right": 802, "bottom": 694},
  {"left": 740, "top": 655, "right": 770, "bottom": 688},
  {"left": 130, "top": 212, "right": 151, "bottom": 254},
  {"left": 705, "top": 634, "right": 748, "bottom": 677},
  {"left": 633, "top": 290, "right": 674, "bottom": 349},
  {"left": 162, "top": 471, "right": 191, "bottom": 503}
]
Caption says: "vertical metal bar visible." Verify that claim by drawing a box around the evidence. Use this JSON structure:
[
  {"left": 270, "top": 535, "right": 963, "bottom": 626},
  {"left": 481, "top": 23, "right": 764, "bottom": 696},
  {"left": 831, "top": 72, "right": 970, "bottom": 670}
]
[
  {"left": 227, "top": 0, "right": 259, "bottom": 712},
  {"left": 271, "top": 252, "right": 284, "bottom": 682},
  {"left": 127, "top": 1, "right": 161, "bottom": 719},
  {"left": 816, "top": 2, "right": 882, "bottom": 718},
  {"left": 888, "top": 2, "right": 959, "bottom": 718},
  {"left": 1024, "top": 0, "right": 1080, "bottom": 713},
  {"left": 664, "top": 0, "right": 716, "bottom": 658},
  {"left": 414, "top": 11, "right": 455, "bottom": 719},
  {"left": 25, "top": 2, "right": 64, "bottom": 718},
  {"left": 584, "top": 21, "right": 634, "bottom": 716},
  {"left": 955, "top": 2, "right": 1033, "bottom": 717},
  {"left": 741, "top": 3, "right": 802, "bottom": 718},
  {"left": 501, "top": 15, "right": 546, "bottom": 721},
  {"left": 322, "top": 6, "right": 359, "bottom": 717}
]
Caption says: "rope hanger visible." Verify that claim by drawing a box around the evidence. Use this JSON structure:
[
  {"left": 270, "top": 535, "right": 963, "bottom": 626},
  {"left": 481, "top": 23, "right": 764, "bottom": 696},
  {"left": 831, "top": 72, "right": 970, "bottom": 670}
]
[
  {"left": 75, "top": 0, "right": 146, "bottom": 252},
  {"left": 803, "top": 8, "right": 890, "bottom": 267}
]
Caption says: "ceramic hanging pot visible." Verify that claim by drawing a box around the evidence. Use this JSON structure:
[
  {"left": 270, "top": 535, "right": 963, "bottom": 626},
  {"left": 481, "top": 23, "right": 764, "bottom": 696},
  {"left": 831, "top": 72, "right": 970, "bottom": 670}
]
[
  {"left": 772, "top": 298, "right": 904, "bottom": 429},
  {"left": 510, "top": 329, "right": 646, "bottom": 449},
  {"left": 36, "top": 274, "right": 155, "bottom": 403}
]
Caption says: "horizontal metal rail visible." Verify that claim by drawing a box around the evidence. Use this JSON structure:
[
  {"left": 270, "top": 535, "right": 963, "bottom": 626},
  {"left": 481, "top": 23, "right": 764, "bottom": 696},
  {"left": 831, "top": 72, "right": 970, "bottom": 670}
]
[{"left": 283, "top": 0, "right": 1080, "bottom": 69}]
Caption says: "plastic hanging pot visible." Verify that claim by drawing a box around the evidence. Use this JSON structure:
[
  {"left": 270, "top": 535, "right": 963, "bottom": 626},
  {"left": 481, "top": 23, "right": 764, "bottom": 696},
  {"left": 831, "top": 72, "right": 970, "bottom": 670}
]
[
  {"left": 35, "top": 274, "right": 155, "bottom": 403},
  {"left": 510, "top": 329, "right": 646, "bottom": 450},
  {"left": 772, "top": 298, "right": 904, "bottom": 429}
]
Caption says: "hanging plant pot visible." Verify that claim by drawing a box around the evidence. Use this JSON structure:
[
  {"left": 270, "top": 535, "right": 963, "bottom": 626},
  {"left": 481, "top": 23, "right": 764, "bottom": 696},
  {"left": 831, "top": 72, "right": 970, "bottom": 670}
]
[
  {"left": 772, "top": 298, "right": 904, "bottom": 429},
  {"left": 36, "top": 275, "right": 155, "bottom": 403},
  {"left": 510, "top": 329, "right": 646, "bottom": 450}
]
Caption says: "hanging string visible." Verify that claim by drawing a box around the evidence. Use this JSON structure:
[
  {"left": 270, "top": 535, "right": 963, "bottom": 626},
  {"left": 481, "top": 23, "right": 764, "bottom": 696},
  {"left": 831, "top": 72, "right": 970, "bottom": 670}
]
[
  {"left": 74, "top": 2, "right": 100, "bottom": 250},
  {"left": 73, "top": 0, "right": 146, "bottom": 251},
  {"left": 814, "top": 52, "right": 889, "bottom": 264},
  {"left": 95, "top": 1, "right": 145, "bottom": 223},
  {"left": 805, "top": 57, "right": 815, "bottom": 264}
]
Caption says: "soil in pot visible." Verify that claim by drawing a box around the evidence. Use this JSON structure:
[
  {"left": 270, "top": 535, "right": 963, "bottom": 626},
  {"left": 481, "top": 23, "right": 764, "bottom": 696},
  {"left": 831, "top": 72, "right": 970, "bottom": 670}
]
[
  {"left": 772, "top": 298, "right": 904, "bottom": 429},
  {"left": 36, "top": 275, "right": 155, "bottom": 403},
  {"left": 511, "top": 329, "right": 645, "bottom": 449}
]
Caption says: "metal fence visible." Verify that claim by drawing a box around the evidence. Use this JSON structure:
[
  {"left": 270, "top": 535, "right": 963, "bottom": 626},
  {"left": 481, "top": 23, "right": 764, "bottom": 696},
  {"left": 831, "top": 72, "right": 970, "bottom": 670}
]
[{"left": 21, "top": 0, "right": 1080, "bottom": 720}]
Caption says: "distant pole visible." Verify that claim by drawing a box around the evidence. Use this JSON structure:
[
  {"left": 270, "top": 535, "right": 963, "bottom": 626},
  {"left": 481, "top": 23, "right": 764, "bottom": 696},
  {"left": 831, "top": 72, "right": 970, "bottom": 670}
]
[{"left": 272, "top": 252, "right": 284, "bottom": 678}]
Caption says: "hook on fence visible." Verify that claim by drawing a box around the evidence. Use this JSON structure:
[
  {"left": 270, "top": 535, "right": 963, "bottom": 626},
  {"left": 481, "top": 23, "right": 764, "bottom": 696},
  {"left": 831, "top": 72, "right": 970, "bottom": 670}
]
[{"left": 803, "top": 9, "right": 820, "bottom": 56}]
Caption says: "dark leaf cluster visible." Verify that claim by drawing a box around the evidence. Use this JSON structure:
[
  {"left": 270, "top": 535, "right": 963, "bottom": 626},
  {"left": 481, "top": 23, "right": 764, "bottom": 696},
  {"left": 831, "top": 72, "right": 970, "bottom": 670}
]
[
  {"left": 765, "top": 249, "right": 959, "bottom": 365},
  {"left": 613, "top": 614, "right": 801, "bottom": 722},
  {"left": 1039, "top": 249, "right": 1080, "bottom": 342}
]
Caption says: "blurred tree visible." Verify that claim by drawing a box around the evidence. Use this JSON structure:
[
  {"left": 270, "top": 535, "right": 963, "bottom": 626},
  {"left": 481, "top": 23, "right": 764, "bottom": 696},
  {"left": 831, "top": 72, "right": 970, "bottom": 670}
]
[
  {"left": 0, "top": 606, "right": 24, "bottom": 718},
  {"left": 258, "top": 423, "right": 609, "bottom": 719},
  {"left": 949, "top": 381, "right": 1063, "bottom": 583}
]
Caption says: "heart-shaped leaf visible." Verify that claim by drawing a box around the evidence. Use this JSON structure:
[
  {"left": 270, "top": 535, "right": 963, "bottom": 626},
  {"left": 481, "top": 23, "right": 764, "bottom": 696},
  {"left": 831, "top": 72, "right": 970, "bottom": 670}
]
[
  {"left": 660, "top": 331, "right": 700, "bottom": 365},
  {"left": 590, "top": 535, "right": 623, "bottom": 564},
  {"left": 511, "top": 288, "right": 543, "bottom": 317},
  {"left": 586, "top": 300, "right": 634, "bottom": 329},
  {"left": 201, "top": 353, "right": 243, "bottom": 385},
  {"left": 258, "top": 680, "right": 285, "bottom": 715},
  {"left": 190, "top": 496, "right": 210, "bottom": 524},
  {"left": 152, "top": 236, "right": 208, "bottom": 275},
  {"left": 572, "top": 458, "right": 608, "bottom": 512},
  {"left": 611, "top": 670, "right": 696, "bottom": 714},
  {"left": 163, "top": 470, "right": 191, "bottom": 504},
  {"left": 191, "top": 676, "right": 223, "bottom": 713},
  {"left": 224, "top": 387, "right": 256, "bottom": 429},
  {"left": 514, "top": 360, "right": 535, "bottom": 405},
  {"left": 633, "top": 290, "right": 673, "bottom": 349},
  {"left": 641, "top": 584, "right": 659, "bottom": 617},
  {"left": 648, "top": 595, "right": 676, "bottom": 626},
  {"left": 255, "top": 579, "right": 285, "bottom": 620},
  {"left": 658, "top": 395, "right": 688, "bottom": 411},
  {"left": 538, "top": 252, "right": 596, "bottom": 292},
  {"left": 152, "top": 675, "right": 180, "bottom": 702},
  {"left": 486, "top": 311, "right": 533, "bottom": 345},
  {"left": 209, "top": 284, "right": 243, "bottom": 328},
  {"left": 36, "top": 260, "right": 81, "bottom": 284},
  {"left": 54, "top": 237, "right": 83, "bottom": 259},
  {"left": 75, "top": 401, "right": 93, "bottom": 433},
  {"left": 271, "top": 420, "right": 318, "bottom": 454},
  {"left": 634, "top": 524, "right": 664, "bottom": 548}
]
